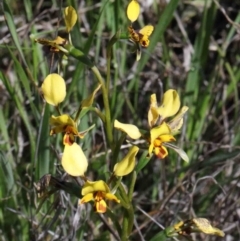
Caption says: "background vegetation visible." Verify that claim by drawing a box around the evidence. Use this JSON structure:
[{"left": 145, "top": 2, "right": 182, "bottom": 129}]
[{"left": 0, "top": 0, "right": 239, "bottom": 240}]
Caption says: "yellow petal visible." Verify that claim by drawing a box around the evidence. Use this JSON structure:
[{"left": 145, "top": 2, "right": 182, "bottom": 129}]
[
  {"left": 136, "top": 45, "right": 141, "bottom": 61},
  {"left": 82, "top": 180, "right": 110, "bottom": 196},
  {"left": 63, "top": 133, "right": 75, "bottom": 145},
  {"left": 105, "top": 193, "right": 120, "bottom": 203},
  {"left": 148, "top": 94, "right": 159, "bottom": 127},
  {"left": 62, "top": 143, "right": 88, "bottom": 176},
  {"left": 169, "top": 218, "right": 225, "bottom": 237},
  {"left": 139, "top": 35, "right": 150, "bottom": 47},
  {"left": 191, "top": 218, "right": 225, "bottom": 237},
  {"left": 35, "top": 38, "right": 53, "bottom": 46},
  {"left": 148, "top": 143, "right": 154, "bottom": 154},
  {"left": 113, "top": 146, "right": 139, "bottom": 176},
  {"left": 160, "top": 134, "right": 175, "bottom": 143},
  {"left": 150, "top": 122, "right": 171, "bottom": 143},
  {"left": 127, "top": 0, "right": 140, "bottom": 22},
  {"left": 41, "top": 73, "right": 66, "bottom": 106},
  {"left": 139, "top": 25, "right": 154, "bottom": 37},
  {"left": 94, "top": 199, "right": 107, "bottom": 213},
  {"left": 154, "top": 145, "right": 168, "bottom": 159},
  {"left": 79, "top": 193, "right": 94, "bottom": 204},
  {"left": 64, "top": 6, "right": 78, "bottom": 33},
  {"left": 168, "top": 106, "right": 189, "bottom": 134},
  {"left": 157, "top": 89, "right": 180, "bottom": 119},
  {"left": 50, "top": 114, "right": 75, "bottom": 127},
  {"left": 114, "top": 120, "right": 141, "bottom": 139},
  {"left": 81, "top": 84, "right": 101, "bottom": 108},
  {"left": 54, "top": 36, "right": 67, "bottom": 45},
  {"left": 35, "top": 36, "right": 67, "bottom": 51},
  {"left": 50, "top": 115, "right": 77, "bottom": 135},
  {"left": 128, "top": 26, "right": 140, "bottom": 42},
  {"left": 50, "top": 125, "right": 65, "bottom": 135}
]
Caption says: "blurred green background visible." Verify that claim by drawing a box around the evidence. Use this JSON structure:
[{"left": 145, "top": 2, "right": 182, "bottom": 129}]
[{"left": 0, "top": 0, "right": 239, "bottom": 240}]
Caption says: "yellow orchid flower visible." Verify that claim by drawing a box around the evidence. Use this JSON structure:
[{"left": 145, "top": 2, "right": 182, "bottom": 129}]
[
  {"left": 148, "top": 90, "right": 189, "bottom": 136},
  {"left": 126, "top": 0, "right": 154, "bottom": 61},
  {"left": 128, "top": 25, "right": 154, "bottom": 48},
  {"left": 79, "top": 180, "right": 120, "bottom": 213},
  {"left": 127, "top": 25, "right": 154, "bottom": 61},
  {"left": 114, "top": 120, "right": 179, "bottom": 160},
  {"left": 50, "top": 114, "right": 76, "bottom": 135},
  {"left": 41, "top": 73, "right": 66, "bottom": 106},
  {"left": 170, "top": 218, "right": 224, "bottom": 237},
  {"left": 61, "top": 142, "right": 88, "bottom": 176},
  {"left": 115, "top": 90, "right": 189, "bottom": 162}
]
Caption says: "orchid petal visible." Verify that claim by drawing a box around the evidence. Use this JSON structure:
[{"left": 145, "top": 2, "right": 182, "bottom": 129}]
[
  {"left": 136, "top": 45, "right": 141, "bottom": 61},
  {"left": 154, "top": 145, "right": 168, "bottom": 159},
  {"left": 127, "top": 0, "right": 140, "bottom": 22},
  {"left": 191, "top": 218, "right": 225, "bottom": 237},
  {"left": 164, "top": 143, "right": 189, "bottom": 163},
  {"left": 148, "top": 94, "right": 159, "bottom": 127},
  {"left": 41, "top": 74, "right": 66, "bottom": 106},
  {"left": 105, "top": 193, "right": 120, "bottom": 203},
  {"left": 79, "top": 193, "right": 94, "bottom": 204},
  {"left": 113, "top": 146, "right": 139, "bottom": 176},
  {"left": 62, "top": 143, "right": 88, "bottom": 176},
  {"left": 82, "top": 180, "right": 110, "bottom": 196},
  {"left": 64, "top": 6, "right": 77, "bottom": 32},
  {"left": 168, "top": 106, "right": 189, "bottom": 134},
  {"left": 114, "top": 120, "right": 141, "bottom": 139},
  {"left": 157, "top": 89, "right": 180, "bottom": 119},
  {"left": 160, "top": 134, "right": 176, "bottom": 143},
  {"left": 150, "top": 122, "right": 171, "bottom": 143},
  {"left": 94, "top": 199, "right": 107, "bottom": 213},
  {"left": 81, "top": 84, "right": 101, "bottom": 108},
  {"left": 50, "top": 114, "right": 75, "bottom": 126},
  {"left": 35, "top": 36, "right": 66, "bottom": 49}
]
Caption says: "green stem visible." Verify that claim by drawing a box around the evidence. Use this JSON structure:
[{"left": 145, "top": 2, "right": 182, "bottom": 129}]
[
  {"left": 91, "top": 66, "right": 114, "bottom": 148},
  {"left": 121, "top": 203, "right": 134, "bottom": 241},
  {"left": 62, "top": 44, "right": 113, "bottom": 147},
  {"left": 111, "top": 133, "right": 126, "bottom": 169},
  {"left": 93, "top": 107, "right": 105, "bottom": 123},
  {"left": 121, "top": 212, "right": 129, "bottom": 241},
  {"left": 128, "top": 171, "right": 137, "bottom": 202},
  {"left": 25, "top": 66, "right": 39, "bottom": 90},
  {"left": 55, "top": 105, "right": 61, "bottom": 115},
  {"left": 74, "top": 105, "right": 82, "bottom": 122},
  {"left": 106, "top": 30, "right": 121, "bottom": 94},
  {"left": 118, "top": 181, "right": 130, "bottom": 205},
  {"left": 127, "top": 204, "right": 134, "bottom": 236},
  {"left": 118, "top": 182, "right": 134, "bottom": 240},
  {"left": 106, "top": 48, "right": 111, "bottom": 93}
]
